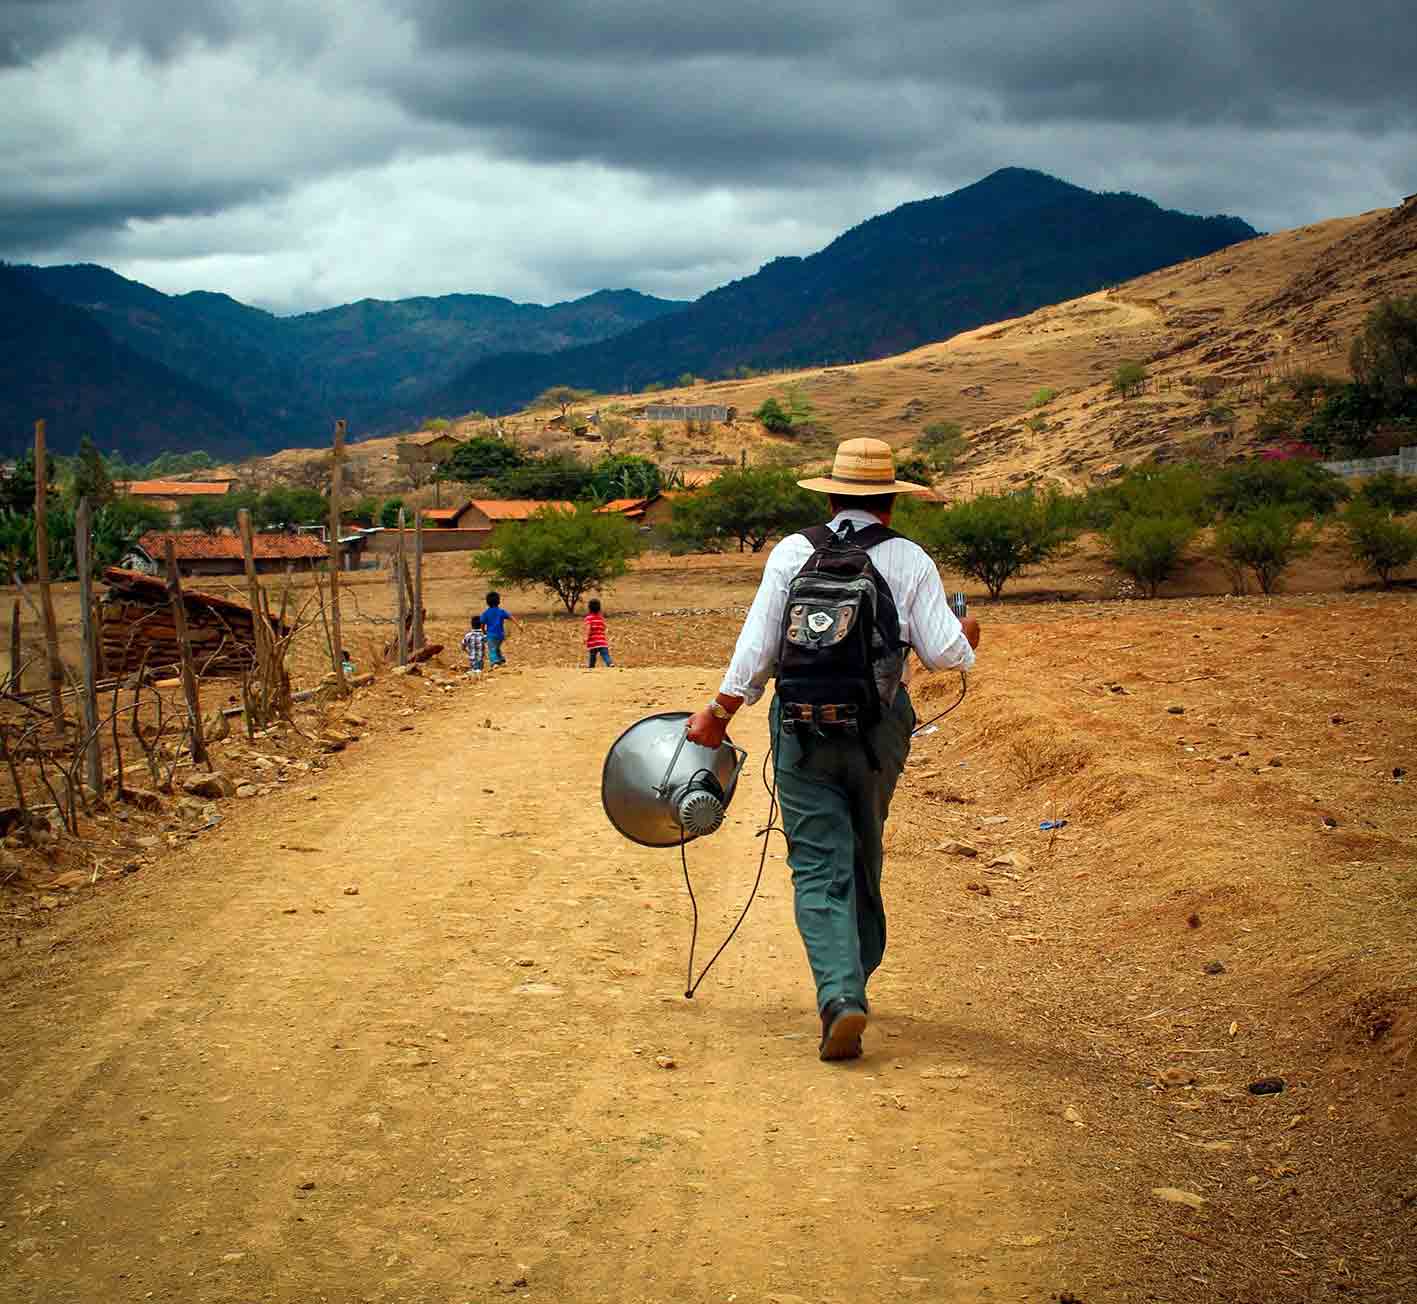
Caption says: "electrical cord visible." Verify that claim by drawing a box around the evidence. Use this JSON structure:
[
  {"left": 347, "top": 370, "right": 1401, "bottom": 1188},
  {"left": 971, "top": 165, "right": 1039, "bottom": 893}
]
[{"left": 910, "top": 670, "right": 967, "bottom": 736}]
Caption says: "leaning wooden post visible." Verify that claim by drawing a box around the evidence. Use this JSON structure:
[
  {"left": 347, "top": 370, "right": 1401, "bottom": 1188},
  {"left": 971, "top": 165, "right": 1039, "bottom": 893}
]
[
  {"left": 33, "top": 420, "right": 66, "bottom": 728},
  {"left": 395, "top": 508, "right": 409, "bottom": 665},
  {"left": 8, "top": 600, "right": 19, "bottom": 693},
  {"left": 327, "top": 419, "right": 348, "bottom": 691},
  {"left": 75, "top": 497, "right": 103, "bottom": 795},
  {"left": 237, "top": 508, "right": 269, "bottom": 729},
  {"left": 412, "top": 505, "right": 425, "bottom": 652},
  {"left": 163, "top": 538, "right": 209, "bottom": 769}
]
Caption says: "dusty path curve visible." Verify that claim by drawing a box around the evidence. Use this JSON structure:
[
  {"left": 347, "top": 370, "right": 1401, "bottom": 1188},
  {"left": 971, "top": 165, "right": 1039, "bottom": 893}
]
[{"left": 2, "top": 668, "right": 1073, "bottom": 1303}]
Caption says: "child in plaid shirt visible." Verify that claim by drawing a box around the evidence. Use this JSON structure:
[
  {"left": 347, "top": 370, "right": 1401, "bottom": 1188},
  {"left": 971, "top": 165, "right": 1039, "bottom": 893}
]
[{"left": 461, "top": 616, "right": 488, "bottom": 675}]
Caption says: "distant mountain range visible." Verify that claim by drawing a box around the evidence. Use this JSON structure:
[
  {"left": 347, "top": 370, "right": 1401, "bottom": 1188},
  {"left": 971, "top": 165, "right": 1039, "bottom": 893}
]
[{"left": 1, "top": 169, "right": 1257, "bottom": 460}]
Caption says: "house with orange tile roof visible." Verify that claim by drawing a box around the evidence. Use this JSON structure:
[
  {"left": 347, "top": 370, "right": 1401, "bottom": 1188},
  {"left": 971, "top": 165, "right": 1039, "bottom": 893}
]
[
  {"left": 461, "top": 500, "right": 576, "bottom": 530},
  {"left": 135, "top": 530, "right": 329, "bottom": 577},
  {"left": 420, "top": 501, "right": 480, "bottom": 528},
  {"left": 119, "top": 479, "right": 233, "bottom": 519},
  {"left": 593, "top": 496, "right": 655, "bottom": 521}
]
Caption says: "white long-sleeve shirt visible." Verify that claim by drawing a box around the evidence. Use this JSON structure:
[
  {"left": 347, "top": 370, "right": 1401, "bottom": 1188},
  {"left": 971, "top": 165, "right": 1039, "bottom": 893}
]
[{"left": 720, "top": 508, "right": 975, "bottom": 706}]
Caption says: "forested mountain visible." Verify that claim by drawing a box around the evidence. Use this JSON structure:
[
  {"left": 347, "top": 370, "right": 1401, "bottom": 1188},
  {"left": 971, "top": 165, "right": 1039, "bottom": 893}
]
[
  {"left": 4, "top": 169, "right": 1256, "bottom": 456},
  {"left": 421, "top": 169, "right": 1257, "bottom": 417},
  {"left": 0, "top": 263, "right": 254, "bottom": 460},
  {"left": 10, "top": 266, "right": 685, "bottom": 452}
]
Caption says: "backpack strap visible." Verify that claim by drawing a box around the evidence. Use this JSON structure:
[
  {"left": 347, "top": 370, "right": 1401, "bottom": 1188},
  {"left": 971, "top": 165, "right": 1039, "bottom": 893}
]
[
  {"left": 848, "top": 523, "right": 898, "bottom": 550},
  {"left": 796, "top": 522, "right": 897, "bottom": 550}
]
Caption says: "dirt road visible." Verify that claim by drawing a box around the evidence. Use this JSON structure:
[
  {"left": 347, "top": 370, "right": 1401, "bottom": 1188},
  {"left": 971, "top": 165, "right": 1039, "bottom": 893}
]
[{"left": 2, "top": 667, "right": 1075, "bottom": 1303}]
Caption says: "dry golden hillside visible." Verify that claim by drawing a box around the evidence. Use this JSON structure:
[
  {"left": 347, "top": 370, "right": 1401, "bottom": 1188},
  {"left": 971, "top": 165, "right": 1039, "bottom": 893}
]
[{"left": 226, "top": 196, "right": 1417, "bottom": 497}]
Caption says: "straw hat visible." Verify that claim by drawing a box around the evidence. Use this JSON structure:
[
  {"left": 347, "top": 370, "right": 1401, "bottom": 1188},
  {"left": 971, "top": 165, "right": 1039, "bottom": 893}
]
[{"left": 797, "top": 437, "right": 931, "bottom": 496}]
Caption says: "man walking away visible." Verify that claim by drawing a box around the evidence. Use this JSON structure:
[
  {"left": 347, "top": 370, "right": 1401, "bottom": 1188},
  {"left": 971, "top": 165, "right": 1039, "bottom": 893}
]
[{"left": 686, "top": 438, "right": 981, "bottom": 1062}]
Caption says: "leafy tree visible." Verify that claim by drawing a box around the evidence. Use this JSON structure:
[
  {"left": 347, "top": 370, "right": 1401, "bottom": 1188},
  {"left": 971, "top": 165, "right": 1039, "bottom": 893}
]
[
  {"left": 894, "top": 455, "right": 933, "bottom": 486},
  {"left": 258, "top": 486, "right": 326, "bottom": 528},
  {"left": 598, "top": 413, "right": 633, "bottom": 452},
  {"left": 1105, "top": 513, "right": 1196, "bottom": 598},
  {"left": 182, "top": 494, "right": 239, "bottom": 533},
  {"left": 476, "top": 504, "right": 641, "bottom": 613},
  {"left": 677, "top": 373, "right": 696, "bottom": 388},
  {"left": 1349, "top": 296, "right": 1417, "bottom": 401},
  {"left": 1213, "top": 507, "right": 1313, "bottom": 595},
  {"left": 348, "top": 495, "right": 381, "bottom": 524},
  {"left": 1208, "top": 459, "right": 1349, "bottom": 519},
  {"left": 918, "top": 420, "right": 965, "bottom": 471},
  {"left": 1111, "top": 360, "right": 1149, "bottom": 398},
  {"left": 1082, "top": 462, "right": 1215, "bottom": 529},
  {"left": 1340, "top": 502, "right": 1417, "bottom": 588},
  {"left": 380, "top": 497, "right": 406, "bottom": 528},
  {"left": 589, "top": 454, "right": 661, "bottom": 502},
  {"left": 1358, "top": 472, "right": 1417, "bottom": 516},
  {"left": 534, "top": 385, "right": 594, "bottom": 416},
  {"left": 93, "top": 498, "right": 169, "bottom": 566},
  {"left": 755, "top": 397, "right": 793, "bottom": 434},
  {"left": 671, "top": 468, "right": 820, "bottom": 553},
  {"left": 0, "top": 451, "right": 55, "bottom": 514},
  {"left": 436, "top": 437, "right": 527, "bottom": 484},
  {"left": 900, "top": 489, "right": 1077, "bottom": 598},
  {"left": 491, "top": 451, "right": 595, "bottom": 500},
  {"left": 424, "top": 417, "right": 452, "bottom": 432},
  {"left": 0, "top": 504, "right": 76, "bottom": 581},
  {"left": 1253, "top": 396, "right": 1308, "bottom": 445},
  {"left": 69, "top": 435, "right": 116, "bottom": 507}
]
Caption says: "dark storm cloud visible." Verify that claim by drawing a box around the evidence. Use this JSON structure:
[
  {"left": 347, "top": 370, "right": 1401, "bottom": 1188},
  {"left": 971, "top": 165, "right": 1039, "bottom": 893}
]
[
  {"left": 0, "top": 0, "right": 246, "bottom": 65},
  {"left": 1, "top": 0, "right": 1414, "bottom": 309},
  {"left": 388, "top": 0, "right": 1417, "bottom": 178}
]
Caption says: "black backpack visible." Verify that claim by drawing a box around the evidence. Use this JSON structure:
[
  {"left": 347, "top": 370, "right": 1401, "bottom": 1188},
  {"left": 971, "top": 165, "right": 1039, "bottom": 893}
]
[{"left": 776, "top": 522, "right": 905, "bottom": 762}]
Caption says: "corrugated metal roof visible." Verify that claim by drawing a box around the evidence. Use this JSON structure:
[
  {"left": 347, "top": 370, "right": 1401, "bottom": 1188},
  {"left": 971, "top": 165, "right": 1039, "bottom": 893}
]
[
  {"left": 137, "top": 531, "right": 329, "bottom": 561},
  {"left": 126, "top": 480, "right": 232, "bottom": 497},
  {"left": 470, "top": 499, "right": 575, "bottom": 521}
]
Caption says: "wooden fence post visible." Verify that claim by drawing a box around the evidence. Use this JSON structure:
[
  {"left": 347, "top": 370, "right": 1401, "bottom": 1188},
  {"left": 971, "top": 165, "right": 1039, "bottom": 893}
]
[
  {"left": 33, "top": 420, "right": 65, "bottom": 728},
  {"left": 75, "top": 497, "right": 103, "bottom": 795},
  {"left": 163, "top": 538, "right": 209, "bottom": 770},
  {"left": 395, "top": 508, "right": 408, "bottom": 666},
  {"left": 328, "top": 419, "right": 348, "bottom": 691},
  {"left": 8, "top": 600, "right": 19, "bottom": 693},
  {"left": 413, "top": 505, "right": 425, "bottom": 652},
  {"left": 237, "top": 508, "right": 269, "bottom": 730}
]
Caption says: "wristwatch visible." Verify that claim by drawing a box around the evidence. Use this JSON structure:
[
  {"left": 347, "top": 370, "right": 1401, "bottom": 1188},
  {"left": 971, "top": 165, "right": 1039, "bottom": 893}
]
[{"left": 706, "top": 700, "right": 731, "bottom": 722}]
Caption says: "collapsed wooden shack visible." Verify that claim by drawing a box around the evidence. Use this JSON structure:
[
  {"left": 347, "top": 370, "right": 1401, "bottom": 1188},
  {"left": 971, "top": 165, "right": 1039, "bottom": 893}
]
[{"left": 100, "top": 567, "right": 289, "bottom": 677}]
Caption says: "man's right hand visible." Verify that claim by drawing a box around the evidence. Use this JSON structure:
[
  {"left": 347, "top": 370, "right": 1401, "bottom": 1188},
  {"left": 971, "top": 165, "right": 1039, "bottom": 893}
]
[
  {"left": 685, "top": 708, "right": 729, "bottom": 750},
  {"left": 961, "top": 616, "right": 981, "bottom": 650}
]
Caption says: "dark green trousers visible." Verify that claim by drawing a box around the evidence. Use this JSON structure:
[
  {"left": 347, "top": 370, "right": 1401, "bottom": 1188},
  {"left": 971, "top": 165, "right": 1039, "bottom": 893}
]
[{"left": 769, "top": 688, "right": 914, "bottom": 1013}]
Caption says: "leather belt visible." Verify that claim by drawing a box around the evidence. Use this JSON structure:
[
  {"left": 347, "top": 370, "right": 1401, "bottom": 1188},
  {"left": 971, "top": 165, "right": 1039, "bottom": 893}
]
[{"left": 784, "top": 702, "right": 859, "bottom": 725}]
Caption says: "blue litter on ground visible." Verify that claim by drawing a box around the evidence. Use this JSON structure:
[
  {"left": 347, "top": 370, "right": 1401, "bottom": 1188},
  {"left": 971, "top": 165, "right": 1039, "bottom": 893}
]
[{"left": 1039, "top": 819, "right": 1069, "bottom": 831}]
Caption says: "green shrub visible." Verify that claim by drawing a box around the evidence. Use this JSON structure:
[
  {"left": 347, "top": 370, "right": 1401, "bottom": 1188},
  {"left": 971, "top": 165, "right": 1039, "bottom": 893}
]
[
  {"left": 1105, "top": 513, "right": 1196, "bottom": 597},
  {"left": 1357, "top": 471, "right": 1417, "bottom": 516},
  {"left": 918, "top": 420, "right": 965, "bottom": 470},
  {"left": 476, "top": 504, "right": 641, "bottom": 613},
  {"left": 900, "top": 489, "right": 1077, "bottom": 598},
  {"left": 589, "top": 454, "right": 661, "bottom": 501},
  {"left": 1213, "top": 507, "right": 1313, "bottom": 595},
  {"left": 894, "top": 455, "right": 933, "bottom": 486},
  {"left": 1082, "top": 462, "right": 1216, "bottom": 530},
  {"left": 1111, "top": 360, "right": 1149, "bottom": 398},
  {"left": 754, "top": 397, "right": 793, "bottom": 435},
  {"left": 380, "top": 497, "right": 406, "bottom": 528},
  {"left": 1340, "top": 503, "right": 1417, "bottom": 588},
  {"left": 1208, "top": 459, "right": 1349, "bottom": 519},
  {"left": 1028, "top": 387, "right": 1057, "bottom": 408}
]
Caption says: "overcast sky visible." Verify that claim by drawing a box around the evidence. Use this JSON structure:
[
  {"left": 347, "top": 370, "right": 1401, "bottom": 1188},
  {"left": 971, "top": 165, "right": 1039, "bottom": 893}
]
[{"left": 2, "top": 0, "right": 1413, "bottom": 314}]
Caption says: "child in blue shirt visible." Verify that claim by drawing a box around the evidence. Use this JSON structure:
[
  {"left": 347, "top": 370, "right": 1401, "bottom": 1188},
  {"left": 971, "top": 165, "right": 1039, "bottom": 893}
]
[{"left": 480, "top": 591, "right": 514, "bottom": 667}]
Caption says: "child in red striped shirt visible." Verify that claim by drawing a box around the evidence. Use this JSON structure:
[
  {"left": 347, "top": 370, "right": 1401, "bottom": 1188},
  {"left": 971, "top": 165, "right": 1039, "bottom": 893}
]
[{"left": 584, "top": 598, "right": 613, "bottom": 668}]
